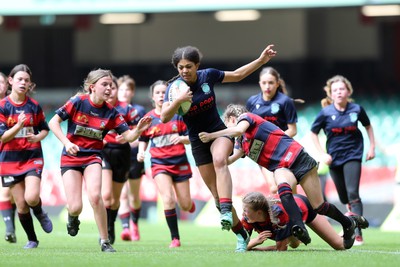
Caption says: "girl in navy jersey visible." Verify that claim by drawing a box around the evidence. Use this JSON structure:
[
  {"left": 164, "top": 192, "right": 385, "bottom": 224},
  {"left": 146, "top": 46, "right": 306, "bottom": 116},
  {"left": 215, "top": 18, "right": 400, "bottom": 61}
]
[
  {"left": 0, "top": 71, "right": 17, "bottom": 244},
  {"left": 242, "top": 192, "right": 348, "bottom": 251},
  {"left": 310, "top": 75, "right": 376, "bottom": 246},
  {"left": 101, "top": 76, "right": 140, "bottom": 244},
  {"left": 245, "top": 67, "right": 302, "bottom": 194},
  {"left": 161, "top": 44, "right": 277, "bottom": 252},
  {"left": 48, "top": 69, "right": 152, "bottom": 252},
  {"left": 198, "top": 104, "right": 369, "bottom": 250},
  {"left": 0, "top": 64, "right": 53, "bottom": 249},
  {"left": 138, "top": 80, "right": 195, "bottom": 248}
]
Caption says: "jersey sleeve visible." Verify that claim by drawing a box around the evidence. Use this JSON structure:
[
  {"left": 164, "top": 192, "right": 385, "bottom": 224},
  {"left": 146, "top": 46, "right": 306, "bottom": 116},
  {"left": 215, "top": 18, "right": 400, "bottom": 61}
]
[
  {"left": 55, "top": 96, "right": 77, "bottom": 121},
  {"left": 0, "top": 102, "right": 9, "bottom": 136},
  {"left": 310, "top": 109, "right": 325, "bottom": 134},
  {"left": 37, "top": 105, "right": 50, "bottom": 132},
  {"left": 283, "top": 99, "right": 298, "bottom": 124},
  {"left": 113, "top": 112, "right": 130, "bottom": 135},
  {"left": 358, "top": 106, "right": 371, "bottom": 127},
  {"left": 206, "top": 68, "right": 225, "bottom": 83}
]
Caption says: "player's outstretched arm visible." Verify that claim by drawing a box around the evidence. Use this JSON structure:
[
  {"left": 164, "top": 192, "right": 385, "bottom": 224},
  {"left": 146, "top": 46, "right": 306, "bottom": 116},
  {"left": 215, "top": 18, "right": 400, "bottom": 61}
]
[
  {"left": 122, "top": 116, "right": 152, "bottom": 142},
  {"left": 222, "top": 44, "right": 277, "bottom": 83}
]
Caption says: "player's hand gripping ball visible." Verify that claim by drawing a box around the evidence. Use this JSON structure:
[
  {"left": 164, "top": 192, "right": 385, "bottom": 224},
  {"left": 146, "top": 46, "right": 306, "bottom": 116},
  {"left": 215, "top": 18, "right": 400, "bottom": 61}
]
[{"left": 168, "top": 80, "right": 192, "bottom": 115}]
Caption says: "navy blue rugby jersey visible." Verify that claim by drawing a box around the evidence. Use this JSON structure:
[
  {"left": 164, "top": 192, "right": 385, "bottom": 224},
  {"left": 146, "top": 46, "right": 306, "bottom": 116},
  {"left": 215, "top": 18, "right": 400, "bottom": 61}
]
[
  {"left": 165, "top": 68, "right": 225, "bottom": 142},
  {"left": 310, "top": 102, "right": 370, "bottom": 167},
  {"left": 246, "top": 91, "right": 297, "bottom": 131}
]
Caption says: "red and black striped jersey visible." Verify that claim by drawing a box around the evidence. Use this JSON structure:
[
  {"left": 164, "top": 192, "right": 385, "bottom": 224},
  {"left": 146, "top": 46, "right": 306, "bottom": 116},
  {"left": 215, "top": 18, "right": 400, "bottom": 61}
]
[
  {"left": 139, "top": 109, "right": 189, "bottom": 166},
  {"left": 236, "top": 112, "right": 303, "bottom": 171},
  {"left": 55, "top": 94, "right": 130, "bottom": 166},
  {"left": 0, "top": 96, "right": 49, "bottom": 176}
]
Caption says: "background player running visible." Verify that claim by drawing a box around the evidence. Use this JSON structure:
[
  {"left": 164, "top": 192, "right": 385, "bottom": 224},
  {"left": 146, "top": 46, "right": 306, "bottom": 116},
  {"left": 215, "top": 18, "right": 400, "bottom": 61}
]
[
  {"left": 0, "top": 64, "right": 53, "bottom": 249},
  {"left": 138, "top": 80, "right": 195, "bottom": 248}
]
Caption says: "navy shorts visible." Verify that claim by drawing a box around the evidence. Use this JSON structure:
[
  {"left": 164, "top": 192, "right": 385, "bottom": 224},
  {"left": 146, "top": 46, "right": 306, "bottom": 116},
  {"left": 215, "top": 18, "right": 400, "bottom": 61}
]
[
  {"left": 61, "top": 161, "right": 102, "bottom": 176},
  {"left": 102, "top": 143, "right": 131, "bottom": 183},
  {"left": 128, "top": 146, "right": 145, "bottom": 179},
  {"left": 1, "top": 170, "right": 41, "bottom": 187},
  {"left": 190, "top": 124, "right": 231, "bottom": 166},
  {"left": 288, "top": 149, "right": 318, "bottom": 184},
  {"left": 191, "top": 137, "right": 234, "bottom": 166}
]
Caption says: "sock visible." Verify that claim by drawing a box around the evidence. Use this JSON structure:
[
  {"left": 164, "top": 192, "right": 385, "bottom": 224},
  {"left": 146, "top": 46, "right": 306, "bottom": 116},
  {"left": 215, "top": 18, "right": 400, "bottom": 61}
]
[
  {"left": 30, "top": 198, "right": 43, "bottom": 217},
  {"left": 11, "top": 203, "right": 16, "bottom": 229},
  {"left": 219, "top": 198, "right": 232, "bottom": 214},
  {"left": 119, "top": 212, "right": 130, "bottom": 229},
  {"left": 110, "top": 208, "right": 119, "bottom": 231},
  {"left": 232, "top": 221, "right": 248, "bottom": 240},
  {"left": 189, "top": 200, "right": 196, "bottom": 213},
  {"left": 165, "top": 208, "right": 179, "bottom": 240},
  {"left": 277, "top": 183, "right": 305, "bottom": 228},
  {"left": 315, "top": 201, "right": 352, "bottom": 228},
  {"left": 0, "top": 201, "right": 15, "bottom": 233},
  {"left": 348, "top": 198, "right": 363, "bottom": 216},
  {"left": 130, "top": 208, "right": 141, "bottom": 225},
  {"left": 18, "top": 212, "right": 38, "bottom": 242}
]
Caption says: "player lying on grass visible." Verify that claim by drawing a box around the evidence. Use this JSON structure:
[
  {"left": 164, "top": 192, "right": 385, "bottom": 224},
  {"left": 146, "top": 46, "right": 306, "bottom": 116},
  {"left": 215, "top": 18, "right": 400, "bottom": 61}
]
[
  {"left": 198, "top": 104, "right": 369, "bottom": 249},
  {"left": 241, "top": 191, "right": 366, "bottom": 250}
]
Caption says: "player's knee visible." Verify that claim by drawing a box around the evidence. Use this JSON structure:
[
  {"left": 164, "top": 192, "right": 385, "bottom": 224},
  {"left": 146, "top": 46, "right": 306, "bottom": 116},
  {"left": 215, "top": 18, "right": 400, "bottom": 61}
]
[{"left": 212, "top": 156, "right": 228, "bottom": 169}]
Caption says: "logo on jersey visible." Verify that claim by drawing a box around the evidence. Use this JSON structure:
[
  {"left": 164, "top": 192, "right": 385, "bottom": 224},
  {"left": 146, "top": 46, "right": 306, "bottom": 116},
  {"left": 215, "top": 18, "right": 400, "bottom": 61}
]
[
  {"left": 256, "top": 104, "right": 260, "bottom": 109},
  {"left": 271, "top": 103, "right": 280, "bottom": 114},
  {"left": 7, "top": 117, "right": 16, "bottom": 127},
  {"left": 90, "top": 111, "right": 99, "bottom": 117},
  {"left": 284, "top": 151, "right": 293, "bottom": 162},
  {"left": 150, "top": 126, "right": 161, "bottom": 136},
  {"left": 201, "top": 83, "right": 211, "bottom": 95},
  {"left": 100, "top": 121, "right": 106, "bottom": 130},
  {"left": 130, "top": 109, "right": 138, "bottom": 118},
  {"left": 15, "top": 127, "right": 34, "bottom": 138},
  {"left": 153, "top": 133, "right": 178, "bottom": 147},
  {"left": 331, "top": 115, "right": 336, "bottom": 121},
  {"left": 77, "top": 114, "right": 89, "bottom": 124},
  {"left": 75, "top": 125, "right": 103, "bottom": 140},
  {"left": 172, "top": 123, "right": 178, "bottom": 133},
  {"left": 349, "top": 112, "right": 358, "bottom": 122},
  {"left": 248, "top": 139, "right": 264, "bottom": 162}
]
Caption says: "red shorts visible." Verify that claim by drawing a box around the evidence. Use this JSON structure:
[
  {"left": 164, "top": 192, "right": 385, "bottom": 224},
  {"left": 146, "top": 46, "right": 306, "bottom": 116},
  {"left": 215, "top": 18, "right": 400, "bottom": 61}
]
[{"left": 151, "top": 163, "right": 192, "bottom": 182}]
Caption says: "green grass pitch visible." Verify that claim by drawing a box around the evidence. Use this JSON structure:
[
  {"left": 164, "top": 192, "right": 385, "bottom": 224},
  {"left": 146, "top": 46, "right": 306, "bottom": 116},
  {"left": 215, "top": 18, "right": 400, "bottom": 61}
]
[{"left": 0, "top": 217, "right": 399, "bottom": 267}]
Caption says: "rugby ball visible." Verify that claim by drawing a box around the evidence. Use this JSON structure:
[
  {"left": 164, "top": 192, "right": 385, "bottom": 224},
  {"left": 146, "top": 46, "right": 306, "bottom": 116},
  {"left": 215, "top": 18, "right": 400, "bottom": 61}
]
[{"left": 168, "top": 79, "right": 191, "bottom": 115}]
